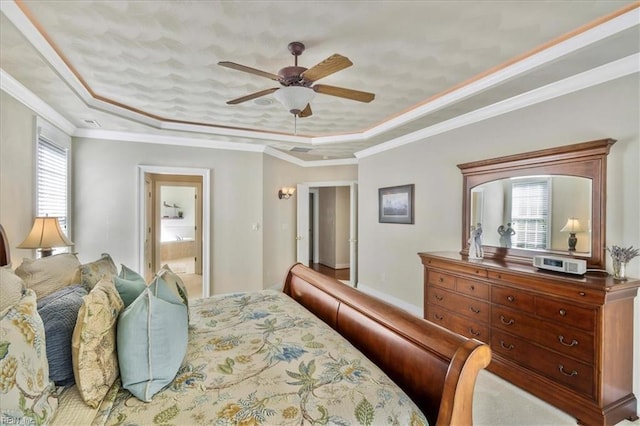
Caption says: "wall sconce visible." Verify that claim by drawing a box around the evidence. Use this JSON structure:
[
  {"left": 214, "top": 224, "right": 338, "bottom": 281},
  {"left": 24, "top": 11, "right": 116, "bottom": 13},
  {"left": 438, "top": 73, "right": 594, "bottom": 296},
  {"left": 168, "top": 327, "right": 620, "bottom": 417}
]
[
  {"left": 17, "top": 216, "right": 74, "bottom": 257},
  {"left": 560, "top": 217, "right": 583, "bottom": 252},
  {"left": 278, "top": 187, "right": 295, "bottom": 199}
]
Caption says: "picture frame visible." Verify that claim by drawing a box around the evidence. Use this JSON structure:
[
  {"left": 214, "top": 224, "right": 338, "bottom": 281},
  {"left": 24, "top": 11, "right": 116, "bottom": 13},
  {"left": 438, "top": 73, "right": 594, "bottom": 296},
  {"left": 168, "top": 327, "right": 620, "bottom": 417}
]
[{"left": 378, "top": 184, "right": 414, "bottom": 224}]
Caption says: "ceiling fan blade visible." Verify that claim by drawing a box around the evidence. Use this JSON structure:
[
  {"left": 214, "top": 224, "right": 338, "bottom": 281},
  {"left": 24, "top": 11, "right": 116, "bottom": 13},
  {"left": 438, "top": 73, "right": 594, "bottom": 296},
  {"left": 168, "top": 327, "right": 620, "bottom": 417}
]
[
  {"left": 218, "top": 61, "right": 281, "bottom": 81},
  {"left": 313, "top": 84, "right": 375, "bottom": 103},
  {"left": 226, "top": 87, "right": 279, "bottom": 105},
  {"left": 301, "top": 54, "right": 352, "bottom": 82},
  {"left": 298, "top": 104, "right": 312, "bottom": 118}
]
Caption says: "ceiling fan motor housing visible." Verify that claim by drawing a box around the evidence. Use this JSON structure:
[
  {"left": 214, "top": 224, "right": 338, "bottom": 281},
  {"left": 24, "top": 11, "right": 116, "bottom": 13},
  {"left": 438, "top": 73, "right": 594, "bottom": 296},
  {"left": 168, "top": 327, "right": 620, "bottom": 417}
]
[{"left": 278, "top": 66, "right": 310, "bottom": 86}]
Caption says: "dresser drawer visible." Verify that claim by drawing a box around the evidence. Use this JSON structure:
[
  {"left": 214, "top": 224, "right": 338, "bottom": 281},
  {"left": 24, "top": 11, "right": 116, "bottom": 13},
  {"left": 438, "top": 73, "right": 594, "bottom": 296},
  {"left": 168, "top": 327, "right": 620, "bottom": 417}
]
[
  {"left": 491, "top": 285, "right": 535, "bottom": 313},
  {"left": 428, "top": 287, "right": 490, "bottom": 323},
  {"left": 492, "top": 329, "right": 594, "bottom": 398},
  {"left": 423, "top": 257, "right": 488, "bottom": 278},
  {"left": 535, "top": 298, "right": 596, "bottom": 332},
  {"left": 491, "top": 306, "right": 594, "bottom": 363},
  {"left": 457, "top": 278, "right": 489, "bottom": 300},
  {"left": 427, "top": 305, "right": 490, "bottom": 342},
  {"left": 428, "top": 270, "right": 456, "bottom": 290}
]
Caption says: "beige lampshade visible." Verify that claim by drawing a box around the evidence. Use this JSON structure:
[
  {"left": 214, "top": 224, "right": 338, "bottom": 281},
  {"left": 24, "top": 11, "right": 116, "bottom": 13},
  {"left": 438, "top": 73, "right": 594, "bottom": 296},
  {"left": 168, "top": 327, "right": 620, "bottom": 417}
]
[
  {"left": 560, "top": 217, "right": 583, "bottom": 233},
  {"left": 17, "top": 217, "right": 73, "bottom": 256}
]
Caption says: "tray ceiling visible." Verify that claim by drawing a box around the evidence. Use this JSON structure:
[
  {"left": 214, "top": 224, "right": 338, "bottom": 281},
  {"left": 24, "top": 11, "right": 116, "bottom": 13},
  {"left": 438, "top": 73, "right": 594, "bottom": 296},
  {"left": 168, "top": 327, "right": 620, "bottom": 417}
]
[{"left": 1, "top": 1, "right": 638, "bottom": 162}]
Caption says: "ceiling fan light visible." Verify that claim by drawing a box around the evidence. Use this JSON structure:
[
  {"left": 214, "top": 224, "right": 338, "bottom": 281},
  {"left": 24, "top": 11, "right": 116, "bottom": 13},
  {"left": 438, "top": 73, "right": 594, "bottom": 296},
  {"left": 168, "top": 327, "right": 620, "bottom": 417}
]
[{"left": 274, "top": 86, "right": 315, "bottom": 115}]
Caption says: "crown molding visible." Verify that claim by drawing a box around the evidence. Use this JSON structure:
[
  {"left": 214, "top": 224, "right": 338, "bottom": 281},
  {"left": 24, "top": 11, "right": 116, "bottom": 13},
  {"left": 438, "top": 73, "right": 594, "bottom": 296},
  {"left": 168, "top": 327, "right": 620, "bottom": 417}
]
[
  {"left": 0, "top": 69, "right": 76, "bottom": 135},
  {"left": 355, "top": 53, "right": 640, "bottom": 159},
  {"left": 263, "top": 146, "right": 357, "bottom": 167},
  {"left": 73, "top": 128, "right": 265, "bottom": 152}
]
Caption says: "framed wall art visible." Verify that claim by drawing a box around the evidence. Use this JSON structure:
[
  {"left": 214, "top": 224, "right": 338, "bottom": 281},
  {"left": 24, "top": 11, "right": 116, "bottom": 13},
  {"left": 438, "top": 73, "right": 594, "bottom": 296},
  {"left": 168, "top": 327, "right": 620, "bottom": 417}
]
[{"left": 378, "top": 184, "right": 414, "bottom": 224}]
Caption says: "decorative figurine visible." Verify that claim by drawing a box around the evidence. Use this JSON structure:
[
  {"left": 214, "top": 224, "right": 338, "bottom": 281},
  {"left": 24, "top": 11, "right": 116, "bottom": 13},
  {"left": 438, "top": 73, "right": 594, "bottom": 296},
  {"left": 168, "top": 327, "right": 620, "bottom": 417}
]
[{"left": 469, "top": 223, "right": 483, "bottom": 259}]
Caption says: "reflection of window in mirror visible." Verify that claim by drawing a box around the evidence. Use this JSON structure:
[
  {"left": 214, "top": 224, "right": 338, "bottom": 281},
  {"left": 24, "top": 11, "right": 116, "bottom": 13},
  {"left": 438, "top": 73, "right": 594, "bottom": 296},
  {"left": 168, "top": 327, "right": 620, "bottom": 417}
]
[{"left": 510, "top": 178, "right": 550, "bottom": 250}]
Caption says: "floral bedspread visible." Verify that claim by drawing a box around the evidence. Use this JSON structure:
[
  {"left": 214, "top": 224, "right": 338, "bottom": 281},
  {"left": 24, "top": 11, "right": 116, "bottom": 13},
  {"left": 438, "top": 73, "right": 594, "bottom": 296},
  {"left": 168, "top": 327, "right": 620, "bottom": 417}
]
[{"left": 95, "top": 290, "right": 428, "bottom": 425}]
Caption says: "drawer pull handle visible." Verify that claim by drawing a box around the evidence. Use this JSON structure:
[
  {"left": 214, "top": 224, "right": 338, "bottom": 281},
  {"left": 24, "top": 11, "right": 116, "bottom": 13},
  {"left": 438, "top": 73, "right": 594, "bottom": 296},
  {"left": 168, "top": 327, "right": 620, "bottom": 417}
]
[
  {"left": 468, "top": 327, "right": 480, "bottom": 337},
  {"left": 469, "top": 306, "right": 481, "bottom": 314},
  {"left": 507, "top": 296, "right": 515, "bottom": 303},
  {"left": 559, "top": 309, "right": 567, "bottom": 317},
  {"left": 579, "top": 292, "right": 586, "bottom": 297},
  {"left": 434, "top": 314, "right": 443, "bottom": 321},
  {"left": 435, "top": 294, "right": 444, "bottom": 301},
  {"left": 500, "top": 315, "right": 515, "bottom": 325},
  {"left": 439, "top": 277, "right": 444, "bottom": 283},
  {"left": 558, "top": 364, "right": 578, "bottom": 377},
  {"left": 500, "top": 340, "right": 514, "bottom": 351},
  {"left": 558, "top": 336, "right": 578, "bottom": 347},
  {"left": 475, "top": 270, "right": 480, "bottom": 274},
  {"left": 469, "top": 285, "right": 475, "bottom": 291}
]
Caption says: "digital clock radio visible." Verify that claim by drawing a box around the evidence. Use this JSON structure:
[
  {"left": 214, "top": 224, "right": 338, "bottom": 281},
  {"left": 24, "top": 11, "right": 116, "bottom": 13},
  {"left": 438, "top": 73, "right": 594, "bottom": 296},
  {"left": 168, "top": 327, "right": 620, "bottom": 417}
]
[{"left": 533, "top": 255, "right": 587, "bottom": 275}]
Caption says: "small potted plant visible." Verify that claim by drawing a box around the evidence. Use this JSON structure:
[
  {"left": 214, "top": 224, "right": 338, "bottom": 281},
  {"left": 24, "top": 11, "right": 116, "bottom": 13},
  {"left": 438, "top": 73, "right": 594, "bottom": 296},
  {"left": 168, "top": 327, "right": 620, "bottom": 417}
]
[{"left": 607, "top": 245, "right": 639, "bottom": 280}]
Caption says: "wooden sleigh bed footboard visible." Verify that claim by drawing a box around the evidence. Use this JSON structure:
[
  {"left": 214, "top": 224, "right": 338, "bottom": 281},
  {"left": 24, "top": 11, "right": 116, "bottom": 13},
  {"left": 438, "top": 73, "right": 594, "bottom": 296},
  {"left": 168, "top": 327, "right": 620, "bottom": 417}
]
[{"left": 284, "top": 264, "right": 491, "bottom": 426}]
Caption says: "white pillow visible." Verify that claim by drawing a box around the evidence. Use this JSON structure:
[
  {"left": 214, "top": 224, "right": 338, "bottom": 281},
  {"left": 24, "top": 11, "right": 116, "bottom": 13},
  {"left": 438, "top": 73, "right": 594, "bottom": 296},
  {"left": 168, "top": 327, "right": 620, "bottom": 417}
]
[{"left": 15, "top": 253, "right": 81, "bottom": 299}]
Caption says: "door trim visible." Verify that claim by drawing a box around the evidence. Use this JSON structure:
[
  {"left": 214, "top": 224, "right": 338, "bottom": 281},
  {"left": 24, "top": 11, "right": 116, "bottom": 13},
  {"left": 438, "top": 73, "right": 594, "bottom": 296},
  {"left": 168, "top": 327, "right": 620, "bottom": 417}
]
[{"left": 138, "top": 165, "right": 211, "bottom": 298}]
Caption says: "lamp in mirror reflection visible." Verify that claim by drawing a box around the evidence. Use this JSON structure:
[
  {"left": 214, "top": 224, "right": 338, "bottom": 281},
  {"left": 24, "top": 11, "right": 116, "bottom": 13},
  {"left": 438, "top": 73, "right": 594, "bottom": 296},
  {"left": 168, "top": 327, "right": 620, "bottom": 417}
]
[
  {"left": 17, "top": 216, "right": 73, "bottom": 257},
  {"left": 560, "top": 217, "right": 583, "bottom": 252},
  {"left": 278, "top": 187, "right": 296, "bottom": 200}
]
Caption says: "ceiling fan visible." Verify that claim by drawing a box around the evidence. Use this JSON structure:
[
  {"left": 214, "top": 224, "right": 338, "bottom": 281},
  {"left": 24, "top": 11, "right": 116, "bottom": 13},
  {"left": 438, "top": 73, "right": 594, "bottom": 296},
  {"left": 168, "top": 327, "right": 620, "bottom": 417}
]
[{"left": 218, "top": 41, "right": 375, "bottom": 118}]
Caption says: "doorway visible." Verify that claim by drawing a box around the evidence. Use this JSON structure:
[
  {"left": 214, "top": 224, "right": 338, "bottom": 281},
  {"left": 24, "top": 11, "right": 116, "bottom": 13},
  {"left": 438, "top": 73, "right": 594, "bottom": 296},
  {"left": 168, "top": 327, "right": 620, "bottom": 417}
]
[
  {"left": 297, "top": 182, "right": 357, "bottom": 286},
  {"left": 138, "top": 166, "right": 210, "bottom": 299}
]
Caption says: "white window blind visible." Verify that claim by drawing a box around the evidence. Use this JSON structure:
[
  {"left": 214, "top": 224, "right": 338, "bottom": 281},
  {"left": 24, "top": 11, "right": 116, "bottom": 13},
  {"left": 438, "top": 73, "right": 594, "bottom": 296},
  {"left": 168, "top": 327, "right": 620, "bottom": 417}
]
[
  {"left": 511, "top": 179, "right": 550, "bottom": 250},
  {"left": 36, "top": 137, "right": 70, "bottom": 239}
]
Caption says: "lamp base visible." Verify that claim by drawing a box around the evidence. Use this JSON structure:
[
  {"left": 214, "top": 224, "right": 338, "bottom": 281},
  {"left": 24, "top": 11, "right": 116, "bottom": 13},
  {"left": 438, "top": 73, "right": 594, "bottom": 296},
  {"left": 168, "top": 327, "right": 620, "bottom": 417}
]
[
  {"left": 39, "top": 248, "right": 54, "bottom": 257},
  {"left": 567, "top": 233, "right": 577, "bottom": 252}
]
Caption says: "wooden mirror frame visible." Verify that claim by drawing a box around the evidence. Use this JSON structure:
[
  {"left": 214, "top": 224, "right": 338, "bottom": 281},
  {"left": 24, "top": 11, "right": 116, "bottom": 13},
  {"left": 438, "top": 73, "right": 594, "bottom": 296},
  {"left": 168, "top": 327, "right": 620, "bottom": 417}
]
[{"left": 457, "top": 138, "right": 615, "bottom": 270}]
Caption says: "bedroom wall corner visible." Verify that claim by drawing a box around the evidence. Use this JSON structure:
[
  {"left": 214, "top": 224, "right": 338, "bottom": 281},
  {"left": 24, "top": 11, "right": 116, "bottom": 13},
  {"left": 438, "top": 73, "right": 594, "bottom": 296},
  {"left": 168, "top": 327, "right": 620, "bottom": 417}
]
[
  {"left": 0, "top": 91, "right": 37, "bottom": 264},
  {"left": 261, "top": 154, "right": 357, "bottom": 288}
]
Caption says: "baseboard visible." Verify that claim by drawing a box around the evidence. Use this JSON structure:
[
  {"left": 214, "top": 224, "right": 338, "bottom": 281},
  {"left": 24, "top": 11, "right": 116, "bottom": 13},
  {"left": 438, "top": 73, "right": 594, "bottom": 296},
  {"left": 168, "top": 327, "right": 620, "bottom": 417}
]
[
  {"left": 356, "top": 282, "right": 422, "bottom": 317},
  {"left": 316, "top": 261, "right": 350, "bottom": 270}
]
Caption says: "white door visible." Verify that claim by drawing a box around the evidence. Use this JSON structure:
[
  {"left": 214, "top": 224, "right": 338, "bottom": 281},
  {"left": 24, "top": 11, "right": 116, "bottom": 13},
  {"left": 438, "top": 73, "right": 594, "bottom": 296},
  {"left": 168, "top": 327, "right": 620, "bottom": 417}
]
[
  {"left": 296, "top": 183, "right": 310, "bottom": 266},
  {"left": 349, "top": 183, "right": 358, "bottom": 286}
]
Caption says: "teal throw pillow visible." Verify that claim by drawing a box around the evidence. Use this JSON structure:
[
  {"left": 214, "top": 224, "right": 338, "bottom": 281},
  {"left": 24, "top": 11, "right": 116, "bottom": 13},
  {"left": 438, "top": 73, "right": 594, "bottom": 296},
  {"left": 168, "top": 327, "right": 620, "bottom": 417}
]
[
  {"left": 117, "top": 276, "right": 188, "bottom": 402},
  {"left": 114, "top": 275, "right": 146, "bottom": 308},
  {"left": 119, "top": 264, "right": 144, "bottom": 281}
]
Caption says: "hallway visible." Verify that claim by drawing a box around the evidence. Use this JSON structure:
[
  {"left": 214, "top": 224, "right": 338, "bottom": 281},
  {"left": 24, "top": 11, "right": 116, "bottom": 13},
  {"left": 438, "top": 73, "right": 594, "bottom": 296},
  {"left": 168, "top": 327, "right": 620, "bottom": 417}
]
[{"left": 310, "top": 263, "right": 350, "bottom": 281}]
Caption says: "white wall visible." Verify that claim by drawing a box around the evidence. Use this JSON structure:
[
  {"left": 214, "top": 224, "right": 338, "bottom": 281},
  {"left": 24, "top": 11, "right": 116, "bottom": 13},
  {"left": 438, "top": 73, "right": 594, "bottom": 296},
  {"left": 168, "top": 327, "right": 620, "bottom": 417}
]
[
  {"left": 72, "top": 137, "right": 264, "bottom": 295},
  {"left": 358, "top": 73, "right": 640, "bottom": 400},
  {"left": 335, "top": 186, "right": 351, "bottom": 268},
  {"left": 319, "top": 187, "right": 336, "bottom": 267},
  {"left": 0, "top": 93, "right": 36, "bottom": 263}
]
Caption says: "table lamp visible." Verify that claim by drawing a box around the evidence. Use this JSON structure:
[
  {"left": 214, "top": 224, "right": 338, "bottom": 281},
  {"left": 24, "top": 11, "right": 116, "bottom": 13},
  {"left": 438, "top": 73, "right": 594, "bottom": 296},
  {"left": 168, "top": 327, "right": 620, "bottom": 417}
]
[{"left": 17, "top": 216, "right": 73, "bottom": 257}]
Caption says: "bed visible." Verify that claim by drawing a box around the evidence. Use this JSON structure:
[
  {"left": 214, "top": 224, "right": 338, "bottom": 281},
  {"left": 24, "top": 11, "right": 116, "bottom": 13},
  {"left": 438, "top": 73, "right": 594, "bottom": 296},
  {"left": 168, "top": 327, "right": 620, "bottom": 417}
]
[{"left": 0, "top": 224, "right": 490, "bottom": 425}]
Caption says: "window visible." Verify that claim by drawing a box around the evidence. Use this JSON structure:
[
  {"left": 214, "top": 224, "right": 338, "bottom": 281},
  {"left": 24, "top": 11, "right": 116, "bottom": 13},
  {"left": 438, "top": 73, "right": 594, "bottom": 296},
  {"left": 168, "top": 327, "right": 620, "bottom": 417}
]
[
  {"left": 35, "top": 118, "right": 71, "bottom": 252},
  {"left": 510, "top": 179, "right": 550, "bottom": 250}
]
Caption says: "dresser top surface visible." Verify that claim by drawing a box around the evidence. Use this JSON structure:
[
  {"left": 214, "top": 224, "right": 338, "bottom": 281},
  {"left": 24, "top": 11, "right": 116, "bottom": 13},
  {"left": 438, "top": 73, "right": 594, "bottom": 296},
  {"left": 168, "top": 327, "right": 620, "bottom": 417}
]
[{"left": 419, "top": 251, "right": 640, "bottom": 292}]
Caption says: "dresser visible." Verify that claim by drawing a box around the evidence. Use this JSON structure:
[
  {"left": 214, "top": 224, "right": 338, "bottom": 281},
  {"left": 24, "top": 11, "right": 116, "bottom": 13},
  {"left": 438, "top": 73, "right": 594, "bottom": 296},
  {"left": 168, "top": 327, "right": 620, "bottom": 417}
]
[{"left": 419, "top": 252, "right": 640, "bottom": 426}]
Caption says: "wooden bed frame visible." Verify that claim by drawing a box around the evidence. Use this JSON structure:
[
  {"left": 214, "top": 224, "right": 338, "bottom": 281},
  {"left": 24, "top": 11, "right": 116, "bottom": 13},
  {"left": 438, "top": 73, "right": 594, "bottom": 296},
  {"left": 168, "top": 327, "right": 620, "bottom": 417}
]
[
  {"left": 0, "top": 226, "right": 490, "bottom": 425},
  {"left": 284, "top": 263, "right": 491, "bottom": 426}
]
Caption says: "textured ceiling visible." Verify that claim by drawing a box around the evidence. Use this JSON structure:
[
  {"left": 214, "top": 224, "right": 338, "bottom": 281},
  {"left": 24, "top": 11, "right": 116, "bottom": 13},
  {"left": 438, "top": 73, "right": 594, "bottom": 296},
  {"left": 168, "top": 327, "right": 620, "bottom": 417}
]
[{"left": 1, "top": 0, "right": 638, "bottom": 161}]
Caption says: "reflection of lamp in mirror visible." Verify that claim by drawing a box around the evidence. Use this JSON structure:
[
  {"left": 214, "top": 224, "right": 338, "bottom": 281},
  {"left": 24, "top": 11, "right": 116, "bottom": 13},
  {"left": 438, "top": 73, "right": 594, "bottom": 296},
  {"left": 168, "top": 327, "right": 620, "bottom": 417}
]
[{"left": 560, "top": 217, "right": 583, "bottom": 252}]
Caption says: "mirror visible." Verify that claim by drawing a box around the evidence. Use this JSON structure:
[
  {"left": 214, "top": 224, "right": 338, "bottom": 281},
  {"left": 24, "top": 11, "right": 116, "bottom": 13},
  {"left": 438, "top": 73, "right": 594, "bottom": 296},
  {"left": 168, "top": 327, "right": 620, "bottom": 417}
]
[
  {"left": 458, "top": 139, "right": 615, "bottom": 269},
  {"left": 471, "top": 176, "right": 592, "bottom": 255}
]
